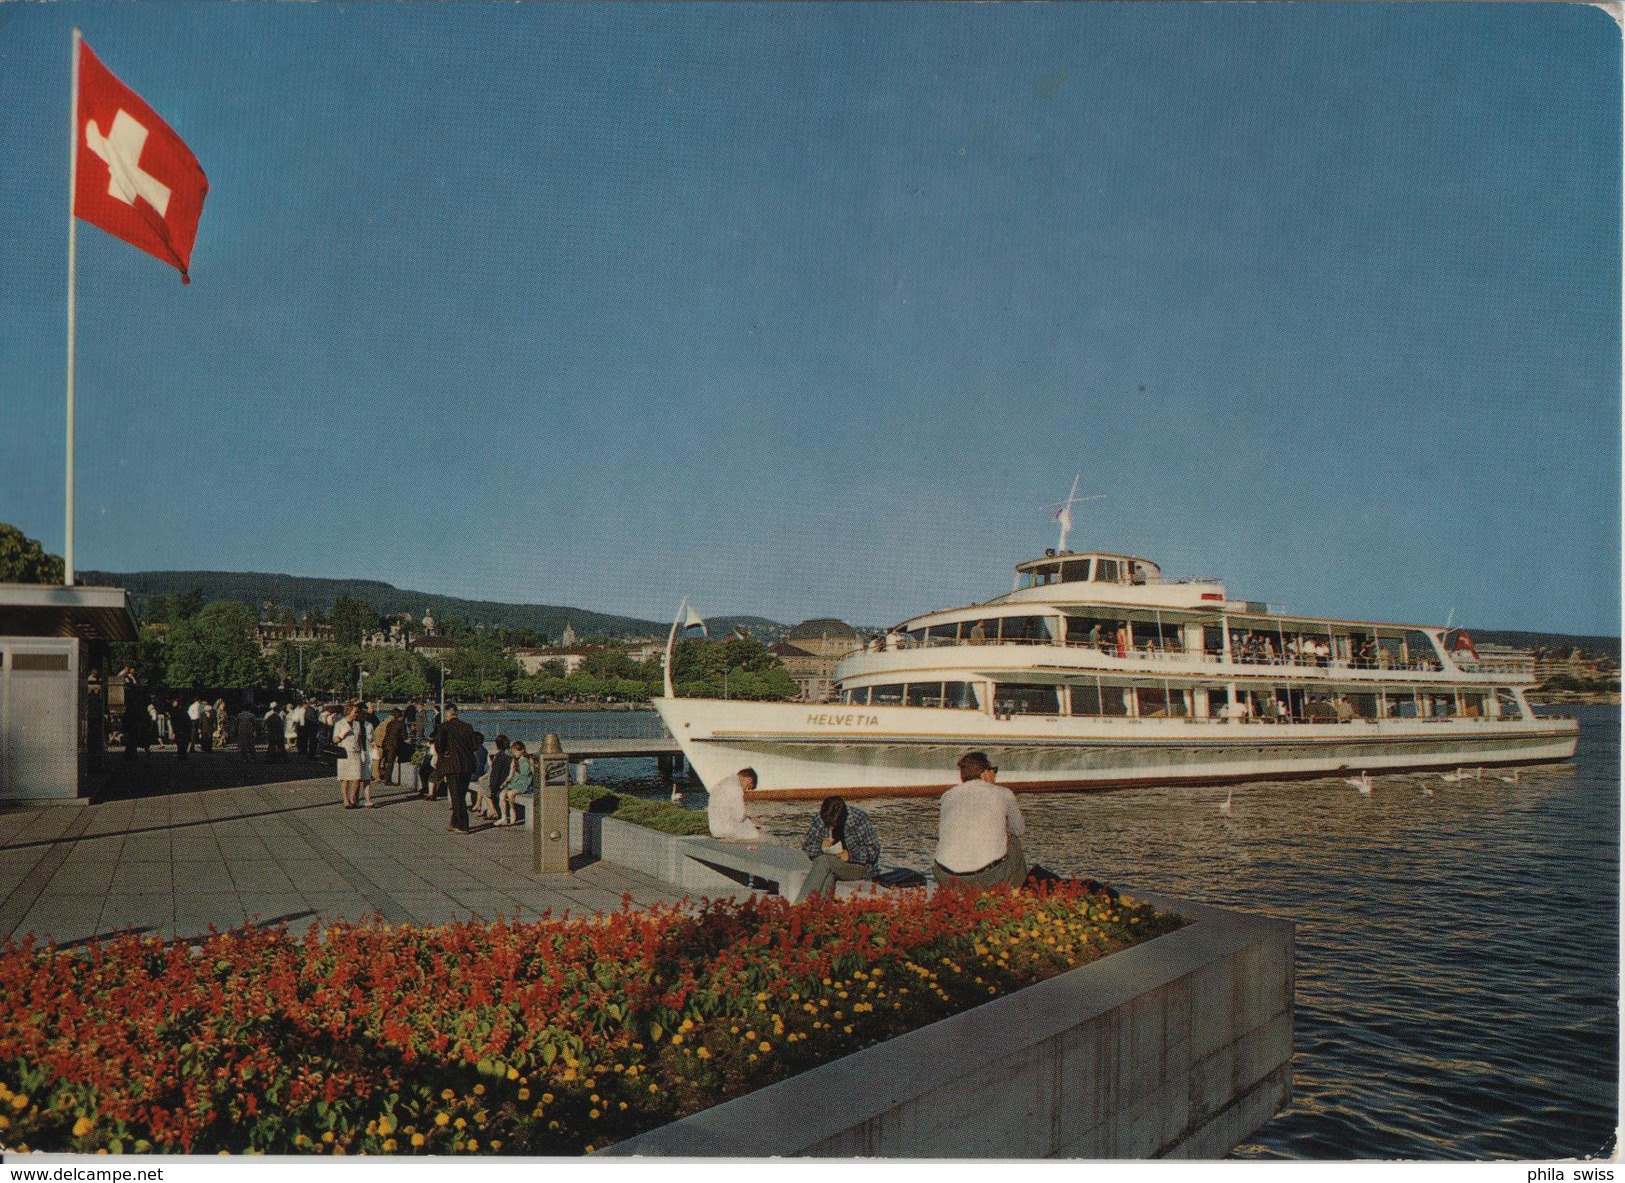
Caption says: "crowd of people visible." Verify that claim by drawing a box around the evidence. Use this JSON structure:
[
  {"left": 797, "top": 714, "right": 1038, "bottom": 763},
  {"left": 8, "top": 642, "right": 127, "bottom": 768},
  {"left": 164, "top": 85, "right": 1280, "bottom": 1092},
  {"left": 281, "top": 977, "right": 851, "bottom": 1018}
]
[{"left": 707, "top": 750, "right": 1032, "bottom": 900}]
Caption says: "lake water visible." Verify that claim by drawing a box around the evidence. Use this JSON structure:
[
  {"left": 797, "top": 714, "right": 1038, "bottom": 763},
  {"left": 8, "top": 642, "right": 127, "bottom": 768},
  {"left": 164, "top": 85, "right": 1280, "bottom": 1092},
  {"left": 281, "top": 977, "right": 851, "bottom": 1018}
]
[{"left": 466, "top": 705, "right": 1619, "bottom": 1161}]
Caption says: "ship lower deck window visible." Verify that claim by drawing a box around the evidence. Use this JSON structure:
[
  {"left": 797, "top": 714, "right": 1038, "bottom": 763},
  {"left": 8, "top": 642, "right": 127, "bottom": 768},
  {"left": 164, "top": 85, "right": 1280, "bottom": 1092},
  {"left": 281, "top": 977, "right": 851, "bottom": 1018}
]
[
  {"left": 842, "top": 687, "right": 869, "bottom": 705},
  {"left": 1495, "top": 688, "right": 1523, "bottom": 719},
  {"left": 1460, "top": 692, "right": 1485, "bottom": 717},
  {"left": 1134, "top": 687, "right": 1188, "bottom": 718},
  {"left": 870, "top": 684, "right": 906, "bottom": 706},
  {"left": 993, "top": 683, "right": 1061, "bottom": 715},
  {"left": 1384, "top": 691, "right": 1419, "bottom": 718}
]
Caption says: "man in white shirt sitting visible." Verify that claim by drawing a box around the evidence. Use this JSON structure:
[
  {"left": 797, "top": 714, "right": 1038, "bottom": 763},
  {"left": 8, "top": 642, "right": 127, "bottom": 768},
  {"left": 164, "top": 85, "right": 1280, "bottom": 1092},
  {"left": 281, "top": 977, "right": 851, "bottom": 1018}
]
[
  {"left": 934, "top": 751, "right": 1027, "bottom": 889},
  {"left": 707, "top": 767, "right": 764, "bottom": 840}
]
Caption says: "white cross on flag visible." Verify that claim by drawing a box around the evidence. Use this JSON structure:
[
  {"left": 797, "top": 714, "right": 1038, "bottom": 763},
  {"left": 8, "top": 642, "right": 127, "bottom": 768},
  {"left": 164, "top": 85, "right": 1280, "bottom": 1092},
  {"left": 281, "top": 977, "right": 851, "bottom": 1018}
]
[{"left": 75, "top": 40, "right": 208, "bottom": 282}]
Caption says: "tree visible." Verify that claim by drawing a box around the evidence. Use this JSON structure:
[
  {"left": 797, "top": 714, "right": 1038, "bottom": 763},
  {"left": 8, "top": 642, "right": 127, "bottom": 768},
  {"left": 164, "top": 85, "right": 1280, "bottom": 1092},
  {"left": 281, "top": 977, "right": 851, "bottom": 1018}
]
[
  {"left": 329, "top": 596, "right": 379, "bottom": 648},
  {"left": 164, "top": 601, "right": 269, "bottom": 690},
  {"left": 306, "top": 644, "right": 364, "bottom": 697},
  {"left": 362, "top": 646, "right": 433, "bottom": 701},
  {"left": 0, "top": 523, "right": 65, "bottom": 584},
  {"left": 668, "top": 636, "right": 797, "bottom": 700},
  {"left": 110, "top": 625, "right": 168, "bottom": 685}
]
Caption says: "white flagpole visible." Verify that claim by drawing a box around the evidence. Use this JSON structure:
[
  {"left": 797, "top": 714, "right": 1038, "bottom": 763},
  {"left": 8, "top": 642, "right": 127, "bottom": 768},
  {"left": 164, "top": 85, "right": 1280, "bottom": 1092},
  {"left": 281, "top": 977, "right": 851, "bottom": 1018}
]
[{"left": 64, "top": 26, "right": 81, "bottom": 586}]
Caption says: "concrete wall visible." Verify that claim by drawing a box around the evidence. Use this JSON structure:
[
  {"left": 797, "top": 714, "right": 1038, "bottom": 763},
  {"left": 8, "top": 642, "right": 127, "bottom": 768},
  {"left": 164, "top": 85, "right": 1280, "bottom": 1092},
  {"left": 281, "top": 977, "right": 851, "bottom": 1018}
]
[
  {"left": 604, "top": 897, "right": 1293, "bottom": 1159},
  {"left": 572, "top": 809, "right": 742, "bottom": 894}
]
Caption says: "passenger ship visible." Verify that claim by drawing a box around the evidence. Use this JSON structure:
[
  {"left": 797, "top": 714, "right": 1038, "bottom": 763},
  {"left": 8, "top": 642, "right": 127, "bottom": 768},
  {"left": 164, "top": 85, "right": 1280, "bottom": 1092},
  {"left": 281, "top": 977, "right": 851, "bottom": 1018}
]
[{"left": 654, "top": 542, "right": 1579, "bottom": 801}]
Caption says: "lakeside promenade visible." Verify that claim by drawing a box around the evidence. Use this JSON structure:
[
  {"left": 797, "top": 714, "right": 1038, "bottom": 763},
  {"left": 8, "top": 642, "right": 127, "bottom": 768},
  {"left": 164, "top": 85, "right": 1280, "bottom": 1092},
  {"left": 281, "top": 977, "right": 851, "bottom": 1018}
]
[{"left": 0, "top": 753, "right": 688, "bottom": 947}]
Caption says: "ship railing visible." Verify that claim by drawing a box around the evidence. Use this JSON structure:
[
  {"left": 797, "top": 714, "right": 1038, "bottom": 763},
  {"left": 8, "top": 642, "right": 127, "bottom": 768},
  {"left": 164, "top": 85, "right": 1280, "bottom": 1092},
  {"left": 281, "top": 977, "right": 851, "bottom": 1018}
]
[{"left": 889, "top": 635, "right": 1469, "bottom": 676}]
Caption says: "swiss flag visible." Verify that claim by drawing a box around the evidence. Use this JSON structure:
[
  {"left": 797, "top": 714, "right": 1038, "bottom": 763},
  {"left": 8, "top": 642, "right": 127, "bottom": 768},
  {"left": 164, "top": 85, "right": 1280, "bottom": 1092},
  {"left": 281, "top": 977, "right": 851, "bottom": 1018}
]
[{"left": 74, "top": 40, "right": 208, "bottom": 283}]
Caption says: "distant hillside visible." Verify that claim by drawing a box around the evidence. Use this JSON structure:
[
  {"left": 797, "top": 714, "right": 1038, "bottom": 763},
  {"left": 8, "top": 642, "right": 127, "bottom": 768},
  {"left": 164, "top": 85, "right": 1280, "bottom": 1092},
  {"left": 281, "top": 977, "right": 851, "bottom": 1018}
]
[
  {"left": 83, "top": 569, "right": 669, "bottom": 639},
  {"left": 1471, "top": 629, "right": 1619, "bottom": 660}
]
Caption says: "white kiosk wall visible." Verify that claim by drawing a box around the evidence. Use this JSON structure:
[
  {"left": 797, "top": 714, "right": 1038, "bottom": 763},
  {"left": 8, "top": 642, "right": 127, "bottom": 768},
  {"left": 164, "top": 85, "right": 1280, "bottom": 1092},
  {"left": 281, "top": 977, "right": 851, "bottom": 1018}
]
[{"left": 0, "top": 638, "right": 81, "bottom": 800}]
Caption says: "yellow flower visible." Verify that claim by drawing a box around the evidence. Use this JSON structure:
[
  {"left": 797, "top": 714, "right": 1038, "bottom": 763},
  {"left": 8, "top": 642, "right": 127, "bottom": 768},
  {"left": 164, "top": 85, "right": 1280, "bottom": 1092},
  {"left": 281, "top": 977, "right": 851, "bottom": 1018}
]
[
  {"left": 466, "top": 1139, "right": 479, "bottom": 1151},
  {"left": 0, "top": 1116, "right": 10, "bottom": 1131},
  {"left": 542, "top": 1093, "right": 556, "bottom": 1104},
  {"left": 9, "top": 1095, "right": 29, "bottom": 1111},
  {"left": 411, "top": 1133, "right": 426, "bottom": 1148},
  {"left": 378, "top": 1115, "right": 396, "bottom": 1135},
  {"left": 473, "top": 1084, "right": 486, "bottom": 1096},
  {"left": 507, "top": 1067, "right": 520, "bottom": 1080},
  {"left": 441, "top": 1088, "right": 455, "bottom": 1101},
  {"left": 454, "top": 1117, "right": 467, "bottom": 1131},
  {"left": 435, "top": 1113, "right": 451, "bottom": 1127},
  {"left": 589, "top": 1109, "right": 601, "bottom": 1120},
  {"left": 517, "top": 1088, "right": 531, "bottom": 1101},
  {"left": 321, "top": 1131, "right": 335, "bottom": 1144},
  {"left": 73, "top": 1117, "right": 94, "bottom": 1137},
  {"left": 696, "top": 1047, "right": 711, "bottom": 1060},
  {"left": 490, "top": 1140, "right": 503, "bottom": 1151},
  {"left": 758, "top": 1041, "right": 772, "bottom": 1053},
  {"left": 383, "top": 1139, "right": 398, "bottom": 1152},
  {"left": 669, "top": 1035, "right": 682, "bottom": 1046}
]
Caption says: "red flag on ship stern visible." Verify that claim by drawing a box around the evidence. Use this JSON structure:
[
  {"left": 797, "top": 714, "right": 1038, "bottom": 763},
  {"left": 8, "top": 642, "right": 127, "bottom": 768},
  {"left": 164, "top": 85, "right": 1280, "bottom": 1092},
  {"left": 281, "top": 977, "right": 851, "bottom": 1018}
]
[{"left": 74, "top": 40, "right": 208, "bottom": 282}]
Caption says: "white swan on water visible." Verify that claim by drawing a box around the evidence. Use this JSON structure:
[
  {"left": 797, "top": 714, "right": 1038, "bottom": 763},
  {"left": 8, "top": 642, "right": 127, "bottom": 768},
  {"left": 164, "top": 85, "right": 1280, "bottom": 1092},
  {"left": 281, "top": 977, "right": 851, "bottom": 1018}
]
[
  {"left": 1219, "top": 787, "right": 1233, "bottom": 816},
  {"left": 1496, "top": 769, "right": 1522, "bottom": 784},
  {"left": 1439, "top": 767, "right": 1482, "bottom": 783},
  {"left": 1344, "top": 771, "right": 1373, "bottom": 796}
]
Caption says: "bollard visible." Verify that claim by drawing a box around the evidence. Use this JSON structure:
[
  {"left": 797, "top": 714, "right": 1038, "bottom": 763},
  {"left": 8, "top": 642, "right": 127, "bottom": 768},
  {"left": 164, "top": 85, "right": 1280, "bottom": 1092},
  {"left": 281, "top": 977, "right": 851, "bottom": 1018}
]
[{"left": 533, "top": 733, "right": 571, "bottom": 875}]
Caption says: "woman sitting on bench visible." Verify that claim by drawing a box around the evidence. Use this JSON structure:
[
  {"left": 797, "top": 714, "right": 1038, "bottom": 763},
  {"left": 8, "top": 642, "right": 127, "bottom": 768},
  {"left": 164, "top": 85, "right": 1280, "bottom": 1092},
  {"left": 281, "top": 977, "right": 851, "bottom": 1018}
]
[
  {"left": 495, "top": 740, "right": 535, "bottom": 826},
  {"left": 798, "top": 795, "right": 881, "bottom": 900}
]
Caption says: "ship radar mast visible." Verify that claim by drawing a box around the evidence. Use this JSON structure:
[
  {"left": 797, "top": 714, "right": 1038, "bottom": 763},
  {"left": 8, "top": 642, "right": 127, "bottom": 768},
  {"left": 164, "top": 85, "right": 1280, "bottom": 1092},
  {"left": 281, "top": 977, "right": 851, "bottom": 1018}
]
[{"left": 1044, "top": 475, "right": 1105, "bottom": 554}]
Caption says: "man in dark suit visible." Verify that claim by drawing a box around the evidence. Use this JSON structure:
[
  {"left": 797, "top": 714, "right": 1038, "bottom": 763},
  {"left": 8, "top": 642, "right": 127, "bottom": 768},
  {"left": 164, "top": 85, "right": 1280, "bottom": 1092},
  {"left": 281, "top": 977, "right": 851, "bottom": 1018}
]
[{"left": 432, "top": 703, "right": 477, "bottom": 833}]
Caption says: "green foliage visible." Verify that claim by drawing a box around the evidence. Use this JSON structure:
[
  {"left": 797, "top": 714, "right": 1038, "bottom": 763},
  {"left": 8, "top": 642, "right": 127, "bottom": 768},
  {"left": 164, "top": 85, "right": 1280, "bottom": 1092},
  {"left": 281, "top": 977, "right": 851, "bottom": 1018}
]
[
  {"left": 329, "top": 596, "right": 380, "bottom": 648},
  {"left": 306, "top": 644, "right": 364, "bottom": 697},
  {"left": 360, "top": 646, "right": 433, "bottom": 701},
  {"left": 0, "top": 523, "right": 64, "bottom": 584},
  {"left": 140, "top": 586, "right": 205, "bottom": 626},
  {"left": 164, "top": 602, "right": 269, "bottom": 690},
  {"left": 669, "top": 637, "right": 797, "bottom": 700},
  {"left": 109, "top": 625, "right": 168, "bottom": 686},
  {"left": 441, "top": 637, "right": 519, "bottom": 702},
  {"left": 568, "top": 784, "right": 711, "bottom": 836}
]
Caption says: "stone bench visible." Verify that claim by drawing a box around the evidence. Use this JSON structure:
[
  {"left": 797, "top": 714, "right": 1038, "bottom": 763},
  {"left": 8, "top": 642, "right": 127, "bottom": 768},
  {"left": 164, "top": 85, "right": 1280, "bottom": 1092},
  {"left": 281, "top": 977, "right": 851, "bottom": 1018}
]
[{"left": 683, "top": 836, "right": 814, "bottom": 901}]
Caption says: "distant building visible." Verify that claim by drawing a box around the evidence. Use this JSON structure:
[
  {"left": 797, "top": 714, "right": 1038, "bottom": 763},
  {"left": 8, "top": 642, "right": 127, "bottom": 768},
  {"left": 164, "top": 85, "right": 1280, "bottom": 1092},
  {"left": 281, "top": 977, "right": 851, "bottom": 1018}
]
[
  {"left": 772, "top": 618, "right": 864, "bottom": 703},
  {"left": 255, "top": 618, "right": 333, "bottom": 655}
]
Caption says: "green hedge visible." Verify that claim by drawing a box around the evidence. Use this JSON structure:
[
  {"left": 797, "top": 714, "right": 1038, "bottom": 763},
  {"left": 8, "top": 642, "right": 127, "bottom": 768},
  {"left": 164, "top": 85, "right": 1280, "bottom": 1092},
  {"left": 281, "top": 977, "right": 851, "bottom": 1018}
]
[{"left": 568, "top": 784, "right": 711, "bottom": 836}]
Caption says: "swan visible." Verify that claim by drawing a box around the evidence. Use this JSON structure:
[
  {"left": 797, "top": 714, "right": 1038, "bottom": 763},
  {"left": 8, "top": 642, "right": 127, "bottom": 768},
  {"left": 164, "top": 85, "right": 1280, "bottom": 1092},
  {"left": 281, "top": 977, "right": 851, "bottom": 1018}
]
[
  {"left": 1495, "top": 769, "right": 1522, "bottom": 785},
  {"left": 1219, "top": 787, "right": 1233, "bottom": 816},
  {"left": 1343, "top": 771, "right": 1373, "bottom": 795}
]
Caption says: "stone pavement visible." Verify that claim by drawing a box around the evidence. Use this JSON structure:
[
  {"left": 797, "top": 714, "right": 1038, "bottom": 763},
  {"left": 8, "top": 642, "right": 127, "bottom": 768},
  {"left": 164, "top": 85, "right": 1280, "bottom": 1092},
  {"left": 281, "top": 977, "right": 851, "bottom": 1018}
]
[{"left": 0, "top": 751, "right": 691, "bottom": 947}]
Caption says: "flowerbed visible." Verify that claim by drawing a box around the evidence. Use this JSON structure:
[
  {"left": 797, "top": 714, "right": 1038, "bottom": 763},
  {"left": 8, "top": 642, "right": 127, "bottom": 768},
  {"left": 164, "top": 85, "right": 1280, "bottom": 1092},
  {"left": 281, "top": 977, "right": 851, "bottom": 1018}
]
[{"left": 0, "top": 883, "right": 1181, "bottom": 1155}]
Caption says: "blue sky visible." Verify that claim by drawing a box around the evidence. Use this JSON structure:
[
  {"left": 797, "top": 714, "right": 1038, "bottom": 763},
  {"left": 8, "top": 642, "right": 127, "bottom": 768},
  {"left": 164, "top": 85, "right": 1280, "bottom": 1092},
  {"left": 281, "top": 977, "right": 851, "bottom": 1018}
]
[{"left": 1, "top": 3, "right": 1618, "bottom": 635}]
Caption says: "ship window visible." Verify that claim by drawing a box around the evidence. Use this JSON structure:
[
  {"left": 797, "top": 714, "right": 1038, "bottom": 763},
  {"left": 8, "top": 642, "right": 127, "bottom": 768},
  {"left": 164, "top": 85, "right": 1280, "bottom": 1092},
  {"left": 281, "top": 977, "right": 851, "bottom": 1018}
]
[
  {"left": 1066, "top": 616, "right": 1118, "bottom": 648},
  {"left": 1461, "top": 692, "right": 1485, "bottom": 718},
  {"left": 1071, "top": 683, "right": 1102, "bottom": 716},
  {"left": 1425, "top": 693, "right": 1456, "bottom": 718},
  {"left": 870, "top": 684, "right": 905, "bottom": 707},
  {"left": 1384, "top": 691, "right": 1419, "bottom": 719},
  {"left": 943, "top": 681, "right": 979, "bottom": 710},
  {"left": 843, "top": 686, "right": 870, "bottom": 705},
  {"left": 992, "top": 683, "right": 1061, "bottom": 715},
  {"left": 1495, "top": 688, "right": 1522, "bottom": 719},
  {"left": 1096, "top": 559, "right": 1121, "bottom": 583},
  {"left": 999, "top": 616, "right": 1052, "bottom": 644},
  {"left": 1134, "top": 687, "right": 1188, "bottom": 718},
  {"left": 906, "top": 682, "right": 944, "bottom": 708},
  {"left": 926, "top": 623, "right": 959, "bottom": 645},
  {"left": 1061, "top": 559, "right": 1092, "bottom": 583},
  {"left": 1346, "top": 693, "right": 1379, "bottom": 720},
  {"left": 1102, "top": 683, "right": 1131, "bottom": 715},
  {"left": 1405, "top": 631, "right": 1442, "bottom": 670}
]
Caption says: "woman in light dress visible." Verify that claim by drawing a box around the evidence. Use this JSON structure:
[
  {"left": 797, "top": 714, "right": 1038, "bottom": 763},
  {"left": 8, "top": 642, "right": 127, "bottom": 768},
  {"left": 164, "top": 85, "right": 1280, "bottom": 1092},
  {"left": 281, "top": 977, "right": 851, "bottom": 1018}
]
[{"left": 332, "top": 702, "right": 372, "bottom": 809}]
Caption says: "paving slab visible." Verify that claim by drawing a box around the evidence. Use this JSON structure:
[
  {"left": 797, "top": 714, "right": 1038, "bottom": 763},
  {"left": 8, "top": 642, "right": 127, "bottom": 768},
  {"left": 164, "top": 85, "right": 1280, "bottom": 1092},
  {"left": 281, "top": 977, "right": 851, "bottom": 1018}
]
[{"left": 0, "top": 753, "right": 693, "bottom": 946}]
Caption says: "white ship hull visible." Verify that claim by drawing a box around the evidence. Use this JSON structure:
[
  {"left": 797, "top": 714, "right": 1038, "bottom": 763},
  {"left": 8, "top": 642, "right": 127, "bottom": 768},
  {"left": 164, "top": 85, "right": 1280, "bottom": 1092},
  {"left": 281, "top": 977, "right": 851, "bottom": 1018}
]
[{"left": 653, "top": 696, "right": 1578, "bottom": 800}]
